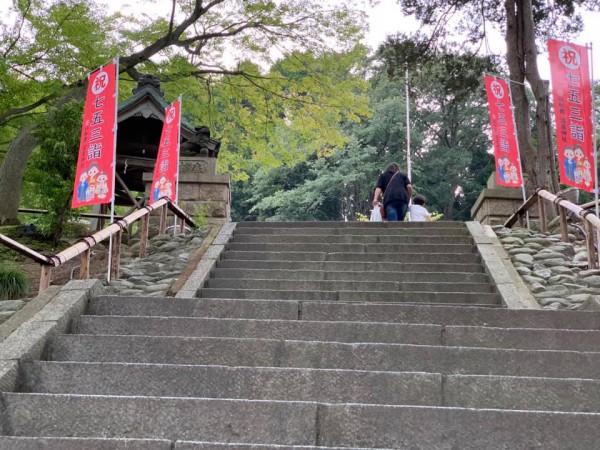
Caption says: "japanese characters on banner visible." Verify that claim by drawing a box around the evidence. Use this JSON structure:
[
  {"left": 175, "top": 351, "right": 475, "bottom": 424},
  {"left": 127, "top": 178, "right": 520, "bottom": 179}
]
[
  {"left": 151, "top": 99, "right": 181, "bottom": 203},
  {"left": 484, "top": 75, "right": 524, "bottom": 187},
  {"left": 72, "top": 60, "right": 118, "bottom": 208},
  {"left": 548, "top": 39, "right": 594, "bottom": 192}
]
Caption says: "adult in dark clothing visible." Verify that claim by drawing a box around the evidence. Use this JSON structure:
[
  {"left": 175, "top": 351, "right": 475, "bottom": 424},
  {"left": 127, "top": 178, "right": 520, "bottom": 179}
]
[{"left": 372, "top": 163, "right": 413, "bottom": 221}]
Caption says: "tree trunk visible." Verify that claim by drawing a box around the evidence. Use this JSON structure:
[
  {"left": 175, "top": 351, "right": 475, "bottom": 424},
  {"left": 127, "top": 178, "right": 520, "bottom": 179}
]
[
  {"left": 0, "top": 86, "right": 85, "bottom": 225},
  {"left": 0, "top": 124, "right": 37, "bottom": 225},
  {"left": 505, "top": 0, "right": 559, "bottom": 195}
]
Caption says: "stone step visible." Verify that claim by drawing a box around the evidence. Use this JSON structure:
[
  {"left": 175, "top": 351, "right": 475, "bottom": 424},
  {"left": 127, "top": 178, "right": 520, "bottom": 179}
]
[
  {"left": 0, "top": 393, "right": 316, "bottom": 445},
  {"left": 74, "top": 316, "right": 442, "bottom": 344},
  {"left": 215, "top": 260, "right": 485, "bottom": 273},
  {"left": 222, "top": 251, "right": 481, "bottom": 264},
  {"left": 204, "top": 279, "right": 495, "bottom": 294},
  {"left": 225, "top": 242, "right": 476, "bottom": 254},
  {"left": 49, "top": 334, "right": 600, "bottom": 378},
  {"left": 23, "top": 362, "right": 441, "bottom": 406},
  {"left": 211, "top": 268, "right": 490, "bottom": 283},
  {"left": 0, "top": 437, "right": 171, "bottom": 449},
  {"left": 236, "top": 221, "right": 467, "bottom": 229},
  {"left": 231, "top": 234, "right": 473, "bottom": 244},
  {"left": 74, "top": 316, "right": 600, "bottom": 352},
  {"left": 198, "top": 288, "right": 501, "bottom": 305},
  {"left": 234, "top": 226, "right": 469, "bottom": 236},
  {"left": 175, "top": 444, "right": 390, "bottom": 450},
  {"left": 3, "top": 393, "right": 600, "bottom": 448},
  {"left": 23, "top": 362, "right": 600, "bottom": 413},
  {"left": 89, "top": 296, "right": 600, "bottom": 329}
]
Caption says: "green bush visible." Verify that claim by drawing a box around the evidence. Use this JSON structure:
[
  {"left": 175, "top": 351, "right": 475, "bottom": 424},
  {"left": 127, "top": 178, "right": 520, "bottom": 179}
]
[{"left": 0, "top": 267, "right": 29, "bottom": 300}]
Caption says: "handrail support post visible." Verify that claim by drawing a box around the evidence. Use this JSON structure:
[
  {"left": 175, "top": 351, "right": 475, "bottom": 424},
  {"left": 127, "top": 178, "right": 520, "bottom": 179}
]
[
  {"left": 79, "top": 248, "right": 91, "bottom": 279},
  {"left": 159, "top": 204, "right": 168, "bottom": 235},
  {"left": 110, "top": 229, "right": 123, "bottom": 281},
  {"left": 139, "top": 215, "right": 149, "bottom": 258},
  {"left": 538, "top": 198, "right": 547, "bottom": 233},
  {"left": 585, "top": 220, "right": 598, "bottom": 269},
  {"left": 558, "top": 207, "right": 569, "bottom": 242},
  {"left": 38, "top": 265, "right": 52, "bottom": 295}
]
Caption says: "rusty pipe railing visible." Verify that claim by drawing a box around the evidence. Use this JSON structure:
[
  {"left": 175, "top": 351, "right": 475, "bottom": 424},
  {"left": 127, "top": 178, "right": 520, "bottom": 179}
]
[
  {"left": 504, "top": 188, "right": 599, "bottom": 269},
  {"left": 0, "top": 198, "right": 197, "bottom": 294}
]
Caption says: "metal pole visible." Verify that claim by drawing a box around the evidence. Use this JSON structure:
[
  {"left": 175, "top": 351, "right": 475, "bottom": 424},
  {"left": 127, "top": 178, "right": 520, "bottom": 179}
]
[
  {"left": 173, "top": 95, "right": 182, "bottom": 235},
  {"left": 405, "top": 66, "right": 411, "bottom": 181},
  {"left": 107, "top": 57, "right": 119, "bottom": 282},
  {"left": 589, "top": 43, "right": 599, "bottom": 265},
  {"left": 507, "top": 77, "right": 529, "bottom": 229}
]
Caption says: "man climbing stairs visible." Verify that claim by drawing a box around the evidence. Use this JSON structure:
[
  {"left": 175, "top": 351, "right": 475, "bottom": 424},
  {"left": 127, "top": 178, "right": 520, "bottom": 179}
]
[{"left": 1, "top": 221, "right": 600, "bottom": 448}]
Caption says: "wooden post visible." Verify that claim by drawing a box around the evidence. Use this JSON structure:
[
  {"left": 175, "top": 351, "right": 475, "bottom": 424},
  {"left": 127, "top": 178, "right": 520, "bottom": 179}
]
[
  {"left": 558, "top": 207, "right": 569, "bottom": 243},
  {"left": 79, "top": 248, "right": 91, "bottom": 279},
  {"left": 179, "top": 217, "right": 186, "bottom": 234},
  {"left": 110, "top": 229, "right": 122, "bottom": 281},
  {"left": 139, "top": 214, "right": 149, "bottom": 258},
  {"left": 38, "top": 265, "right": 52, "bottom": 295},
  {"left": 538, "top": 198, "right": 547, "bottom": 233},
  {"left": 585, "top": 220, "right": 598, "bottom": 269},
  {"left": 159, "top": 204, "right": 168, "bottom": 235}
]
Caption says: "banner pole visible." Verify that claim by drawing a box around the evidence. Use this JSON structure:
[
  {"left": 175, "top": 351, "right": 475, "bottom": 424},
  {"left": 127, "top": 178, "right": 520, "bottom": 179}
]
[
  {"left": 107, "top": 57, "right": 119, "bottom": 283},
  {"left": 506, "top": 77, "right": 529, "bottom": 229},
  {"left": 405, "top": 66, "right": 411, "bottom": 181},
  {"left": 173, "top": 95, "right": 182, "bottom": 235},
  {"left": 588, "top": 43, "right": 600, "bottom": 266}
]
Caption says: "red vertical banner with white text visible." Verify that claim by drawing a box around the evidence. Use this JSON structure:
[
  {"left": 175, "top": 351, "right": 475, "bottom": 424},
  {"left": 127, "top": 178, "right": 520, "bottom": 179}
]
[
  {"left": 484, "top": 75, "right": 523, "bottom": 187},
  {"left": 72, "top": 60, "right": 118, "bottom": 208},
  {"left": 549, "top": 39, "right": 594, "bottom": 192},
  {"left": 151, "top": 99, "right": 181, "bottom": 203}
]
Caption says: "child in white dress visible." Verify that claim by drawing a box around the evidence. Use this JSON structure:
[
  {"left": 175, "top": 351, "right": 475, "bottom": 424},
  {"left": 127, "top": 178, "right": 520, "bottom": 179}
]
[{"left": 409, "top": 195, "right": 432, "bottom": 222}]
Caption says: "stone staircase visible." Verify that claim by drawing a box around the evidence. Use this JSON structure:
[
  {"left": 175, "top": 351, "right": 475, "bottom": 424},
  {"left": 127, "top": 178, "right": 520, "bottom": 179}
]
[{"left": 2, "top": 221, "right": 600, "bottom": 448}]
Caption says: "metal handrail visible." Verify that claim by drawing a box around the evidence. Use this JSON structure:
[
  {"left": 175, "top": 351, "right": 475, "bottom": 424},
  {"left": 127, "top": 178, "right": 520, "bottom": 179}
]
[{"left": 0, "top": 198, "right": 197, "bottom": 293}]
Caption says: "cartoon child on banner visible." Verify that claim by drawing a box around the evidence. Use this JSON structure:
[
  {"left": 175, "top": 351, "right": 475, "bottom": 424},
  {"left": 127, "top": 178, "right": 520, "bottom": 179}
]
[
  {"left": 96, "top": 172, "right": 109, "bottom": 200},
  {"left": 574, "top": 144, "right": 585, "bottom": 168},
  {"left": 563, "top": 147, "right": 577, "bottom": 182},
  {"left": 583, "top": 159, "right": 592, "bottom": 188},
  {"left": 77, "top": 172, "right": 89, "bottom": 202}
]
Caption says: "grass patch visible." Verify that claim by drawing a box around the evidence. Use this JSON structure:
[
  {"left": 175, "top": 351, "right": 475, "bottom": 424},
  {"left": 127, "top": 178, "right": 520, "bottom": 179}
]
[{"left": 0, "top": 266, "right": 29, "bottom": 300}]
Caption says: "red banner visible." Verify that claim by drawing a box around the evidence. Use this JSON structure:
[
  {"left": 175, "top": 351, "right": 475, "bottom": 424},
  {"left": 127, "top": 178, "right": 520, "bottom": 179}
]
[
  {"left": 484, "top": 75, "right": 523, "bottom": 187},
  {"left": 72, "top": 60, "right": 118, "bottom": 208},
  {"left": 549, "top": 39, "right": 594, "bottom": 192},
  {"left": 151, "top": 99, "right": 181, "bottom": 203}
]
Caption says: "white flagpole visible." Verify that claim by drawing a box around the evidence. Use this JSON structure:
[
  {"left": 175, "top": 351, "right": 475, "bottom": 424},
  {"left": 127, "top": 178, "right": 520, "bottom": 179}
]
[
  {"left": 173, "top": 95, "right": 182, "bottom": 235},
  {"left": 588, "top": 43, "right": 599, "bottom": 266},
  {"left": 405, "top": 66, "right": 411, "bottom": 181},
  {"left": 506, "top": 76, "right": 529, "bottom": 229},
  {"left": 107, "top": 57, "right": 119, "bottom": 282}
]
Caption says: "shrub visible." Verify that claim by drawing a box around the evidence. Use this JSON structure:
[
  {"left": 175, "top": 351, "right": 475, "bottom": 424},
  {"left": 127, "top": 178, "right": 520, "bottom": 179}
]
[{"left": 0, "top": 267, "right": 29, "bottom": 300}]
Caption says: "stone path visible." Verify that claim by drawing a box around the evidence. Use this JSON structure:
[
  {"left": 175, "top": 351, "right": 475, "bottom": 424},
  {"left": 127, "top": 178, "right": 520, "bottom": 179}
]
[
  {"left": 103, "top": 227, "right": 211, "bottom": 297},
  {"left": 493, "top": 223, "right": 600, "bottom": 310}
]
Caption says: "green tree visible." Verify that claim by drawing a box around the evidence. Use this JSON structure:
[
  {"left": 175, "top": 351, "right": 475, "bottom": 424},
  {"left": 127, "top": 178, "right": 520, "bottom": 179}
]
[
  {"left": 393, "top": 0, "right": 600, "bottom": 195},
  {"left": 0, "top": 0, "right": 373, "bottom": 224},
  {"left": 374, "top": 40, "right": 496, "bottom": 219},
  {"left": 23, "top": 100, "right": 84, "bottom": 245}
]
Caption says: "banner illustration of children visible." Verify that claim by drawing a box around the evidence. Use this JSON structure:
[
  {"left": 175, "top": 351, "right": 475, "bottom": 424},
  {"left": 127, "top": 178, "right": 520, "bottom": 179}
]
[{"left": 151, "top": 98, "right": 181, "bottom": 203}]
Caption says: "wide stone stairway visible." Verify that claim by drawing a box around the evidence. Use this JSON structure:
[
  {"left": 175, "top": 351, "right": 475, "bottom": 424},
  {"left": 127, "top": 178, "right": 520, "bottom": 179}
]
[{"left": 2, "top": 221, "right": 600, "bottom": 448}]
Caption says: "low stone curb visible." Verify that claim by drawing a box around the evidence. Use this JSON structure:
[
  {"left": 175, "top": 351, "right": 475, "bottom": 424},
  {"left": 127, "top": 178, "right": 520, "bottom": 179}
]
[
  {"left": 176, "top": 222, "right": 236, "bottom": 298},
  {"left": 466, "top": 221, "right": 540, "bottom": 309},
  {"left": 0, "top": 279, "right": 105, "bottom": 393}
]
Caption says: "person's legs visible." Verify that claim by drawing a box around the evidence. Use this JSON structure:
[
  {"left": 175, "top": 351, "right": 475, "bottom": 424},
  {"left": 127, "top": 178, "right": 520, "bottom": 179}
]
[
  {"left": 385, "top": 204, "right": 398, "bottom": 221},
  {"left": 397, "top": 203, "right": 409, "bottom": 221}
]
